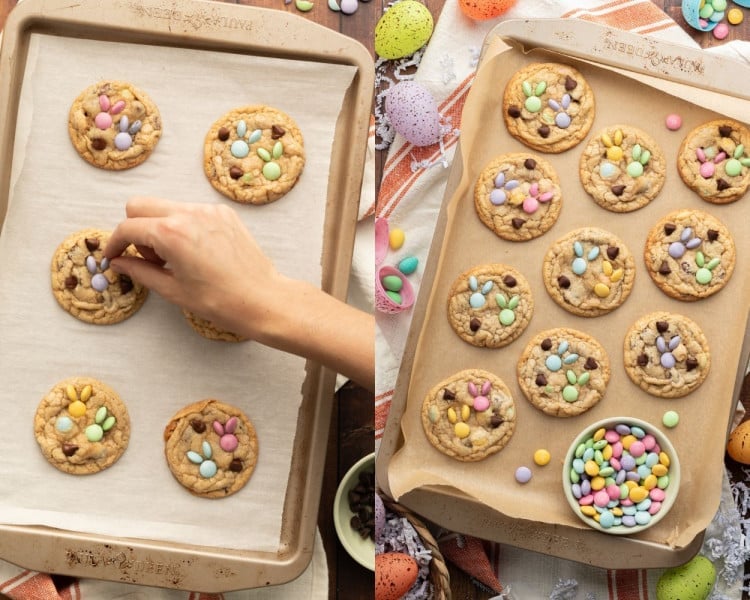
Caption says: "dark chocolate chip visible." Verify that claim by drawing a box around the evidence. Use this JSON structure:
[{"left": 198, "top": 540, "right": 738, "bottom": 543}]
[
  {"left": 535, "top": 373, "right": 548, "bottom": 386},
  {"left": 655, "top": 321, "right": 669, "bottom": 333},
  {"left": 637, "top": 354, "right": 649, "bottom": 367},
  {"left": 557, "top": 275, "right": 570, "bottom": 289},
  {"left": 91, "top": 138, "right": 107, "bottom": 151},
  {"left": 470, "top": 317, "right": 481, "bottom": 332},
  {"left": 658, "top": 261, "right": 671, "bottom": 276},
  {"left": 719, "top": 125, "right": 732, "bottom": 137},
  {"left": 85, "top": 238, "right": 100, "bottom": 252},
  {"left": 190, "top": 419, "right": 206, "bottom": 433},
  {"left": 686, "top": 357, "right": 699, "bottom": 371},
  {"left": 564, "top": 75, "right": 578, "bottom": 91},
  {"left": 229, "top": 458, "right": 243, "bottom": 472},
  {"left": 524, "top": 158, "right": 537, "bottom": 170},
  {"left": 611, "top": 185, "right": 626, "bottom": 196},
  {"left": 717, "top": 178, "right": 730, "bottom": 191},
  {"left": 538, "top": 124, "right": 551, "bottom": 138},
  {"left": 502, "top": 275, "right": 517, "bottom": 288},
  {"left": 584, "top": 357, "right": 598, "bottom": 370},
  {"left": 443, "top": 389, "right": 456, "bottom": 401},
  {"left": 271, "top": 125, "right": 286, "bottom": 139},
  {"left": 707, "top": 229, "right": 719, "bottom": 242},
  {"left": 606, "top": 246, "right": 620, "bottom": 260},
  {"left": 62, "top": 443, "right": 78, "bottom": 457},
  {"left": 541, "top": 338, "right": 553, "bottom": 351},
  {"left": 119, "top": 275, "right": 134, "bottom": 295},
  {"left": 218, "top": 127, "right": 230, "bottom": 141},
  {"left": 64, "top": 275, "right": 78, "bottom": 289},
  {"left": 664, "top": 223, "right": 676, "bottom": 236},
  {"left": 229, "top": 166, "right": 243, "bottom": 180},
  {"left": 508, "top": 105, "right": 521, "bottom": 118},
  {"left": 511, "top": 217, "right": 526, "bottom": 229},
  {"left": 490, "top": 415, "right": 504, "bottom": 428}
]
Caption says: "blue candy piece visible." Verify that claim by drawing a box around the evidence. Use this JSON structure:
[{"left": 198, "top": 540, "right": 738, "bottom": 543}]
[{"left": 398, "top": 256, "right": 418, "bottom": 275}]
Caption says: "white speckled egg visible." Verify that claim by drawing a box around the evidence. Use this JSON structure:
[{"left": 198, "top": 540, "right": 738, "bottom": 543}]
[
  {"left": 374, "top": 0, "right": 434, "bottom": 60},
  {"left": 385, "top": 80, "right": 441, "bottom": 147},
  {"left": 656, "top": 555, "right": 716, "bottom": 600}
]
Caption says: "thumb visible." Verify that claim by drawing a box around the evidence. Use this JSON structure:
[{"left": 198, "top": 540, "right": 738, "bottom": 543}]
[{"left": 109, "top": 256, "right": 175, "bottom": 300}]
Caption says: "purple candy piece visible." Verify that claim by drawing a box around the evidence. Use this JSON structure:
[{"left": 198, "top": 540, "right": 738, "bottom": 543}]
[
  {"left": 661, "top": 353, "right": 676, "bottom": 369},
  {"left": 620, "top": 455, "right": 636, "bottom": 471},
  {"left": 622, "top": 515, "right": 637, "bottom": 527},
  {"left": 515, "top": 466, "right": 532, "bottom": 483},
  {"left": 668, "top": 241, "right": 686, "bottom": 259},
  {"left": 91, "top": 273, "right": 108, "bottom": 292},
  {"left": 86, "top": 255, "right": 97, "bottom": 274},
  {"left": 490, "top": 189, "right": 506, "bottom": 206},
  {"left": 114, "top": 131, "right": 133, "bottom": 151},
  {"left": 494, "top": 172, "right": 505, "bottom": 188},
  {"left": 615, "top": 424, "right": 631, "bottom": 435}
]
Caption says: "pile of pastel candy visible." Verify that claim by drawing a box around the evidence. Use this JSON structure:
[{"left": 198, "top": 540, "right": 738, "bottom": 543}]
[
  {"left": 682, "top": 0, "right": 748, "bottom": 40},
  {"left": 567, "top": 422, "right": 674, "bottom": 530}
]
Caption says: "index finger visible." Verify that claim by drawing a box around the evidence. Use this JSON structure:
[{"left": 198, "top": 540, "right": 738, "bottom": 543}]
[{"left": 104, "top": 216, "right": 168, "bottom": 260}]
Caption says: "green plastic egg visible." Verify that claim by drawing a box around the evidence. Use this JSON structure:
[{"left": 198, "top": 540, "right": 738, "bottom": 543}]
[
  {"left": 374, "top": 0, "right": 434, "bottom": 60},
  {"left": 656, "top": 555, "right": 715, "bottom": 600}
]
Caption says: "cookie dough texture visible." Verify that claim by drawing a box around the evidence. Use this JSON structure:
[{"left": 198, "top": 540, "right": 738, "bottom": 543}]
[
  {"left": 474, "top": 153, "right": 562, "bottom": 241},
  {"left": 68, "top": 80, "right": 162, "bottom": 170},
  {"left": 51, "top": 228, "right": 148, "bottom": 325},
  {"left": 543, "top": 227, "right": 635, "bottom": 317},
  {"left": 677, "top": 119, "right": 750, "bottom": 204},
  {"left": 517, "top": 328, "right": 610, "bottom": 417},
  {"left": 503, "top": 62, "right": 595, "bottom": 153},
  {"left": 579, "top": 125, "right": 666, "bottom": 212},
  {"left": 644, "top": 208, "right": 735, "bottom": 301},
  {"left": 34, "top": 377, "right": 130, "bottom": 475},
  {"left": 164, "top": 399, "right": 259, "bottom": 498},
  {"left": 421, "top": 369, "right": 516, "bottom": 461},
  {"left": 203, "top": 105, "right": 305, "bottom": 204},
  {"left": 447, "top": 263, "right": 533, "bottom": 348},
  {"left": 182, "top": 309, "right": 248, "bottom": 343},
  {"left": 623, "top": 312, "right": 710, "bottom": 398}
]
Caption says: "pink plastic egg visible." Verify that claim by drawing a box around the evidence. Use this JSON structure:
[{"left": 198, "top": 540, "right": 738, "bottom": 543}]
[{"left": 385, "top": 81, "right": 441, "bottom": 147}]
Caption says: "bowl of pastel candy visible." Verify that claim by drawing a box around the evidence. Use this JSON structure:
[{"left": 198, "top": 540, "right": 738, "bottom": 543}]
[{"left": 562, "top": 417, "right": 680, "bottom": 535}]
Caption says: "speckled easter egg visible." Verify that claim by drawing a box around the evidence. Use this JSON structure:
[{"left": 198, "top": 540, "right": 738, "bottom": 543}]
[
  {"left": 656, "top": 555, "right": 716, "bottom": 600},
  {"left": 458, "top": 0, "right": 517, "bottom": 20},
  {"left": 375, "top": 552, "right": 419, "bottom": 600},
  {"left": 374, "top": 0, "right": 434, "bottom": 60},
  {"left": 727, "top": 419, "right": 750, "bottom": 464},
  {"left": 385, "top": 81, "right": 441, "bottom": 147}
]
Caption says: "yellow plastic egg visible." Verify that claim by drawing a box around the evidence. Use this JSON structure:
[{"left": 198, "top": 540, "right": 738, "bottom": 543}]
[
  {"left": 656, "top": 555, "right": 715, "bottom": 600},
  {"left": 389, "top": 228, "right": 405, "bottom": 250},
  {"left": 374, "top": 0, "right": 434, "bottom": 60},
  {"left": 727, "top": 419, "right": 750, "bottom": 464}
]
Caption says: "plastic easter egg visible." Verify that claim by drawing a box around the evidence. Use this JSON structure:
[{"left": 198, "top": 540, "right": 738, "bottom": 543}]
[
  {"left": 385, "top": 81, "right": 441, "bottom": 147},
  {"left": 375, "top": 552, "right": 419, "bottom": 600},
  {"left": 459, "top": 0, "right": 517, "bottom": 20},
  {"left": 727, "top": 419, "right": 750, "bottom": 464},
  {"left": 374, "top": 0, "right": 434, "bottom": 60},
  {"left": 656, "top": 555, "right": 716, "bottom": 600}
]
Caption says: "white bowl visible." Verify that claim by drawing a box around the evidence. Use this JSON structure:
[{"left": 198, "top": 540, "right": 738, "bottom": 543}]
[
  {"left": 562, "top": 417, "right": 680, "bottom": 535},
  {"left": 333, "top": 452, "right": 375, "bottom": 570}
]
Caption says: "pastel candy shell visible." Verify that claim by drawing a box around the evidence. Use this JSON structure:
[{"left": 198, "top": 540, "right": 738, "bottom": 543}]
[
  {"left": 375, "top": 265, "right": 414, "bottom": 314},
  {"left": 681, "top": 0, "right": 718, "bottom": 30}
]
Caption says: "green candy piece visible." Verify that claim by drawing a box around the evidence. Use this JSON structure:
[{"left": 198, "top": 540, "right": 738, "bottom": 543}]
[
  {"left": 499, "top": 308, "right": 515, "bottom": 326},
  {"left": 428, "top": 405, "right": 439, "bottom": 423},
  {"left": 535, "top": 81, "right": 547, "bottom": 96},
  {"left": 627, "top": 162, "right": 644, "bottom": 178},
  {"left": 272, "top": 141, "right": 284, "bottom": 159},
  {"left": 102, "top": 415, "right": 116, "bottom": 431},
  {"left": 562, "top": 385, "right": 578, "bottom": 403},
  {"left": 522, "top": 81, "right": 533, "bottom": 97},
  {"left": 725, "top": 158, "right": 742, "bottom": 177},
  {"left": 566, "top": 369, "right": 577, "bottom": 385},
  {"left": 569, "top": 468, "right": 580, "bottom": 484},
  {"left": 524, "top": 96, "right": 542, "bottom": 113},
  {"left": 95, "top": 406, "right": 108, "bottom": 424},
  {"left": 85, "top": 424, "right": 104, "bottom": 442},
  {"left": 295, "top": 0, "right": 314, "bottom": 10},
  {"left": 382, "top": 274, "right": 403, "bottom": 292},
  {"left": 577, "top": 372, "right": 590, "bottom": 386},
  {"left": 241, "top": 173, "right": 253, "bottom": 183},
  {"left": 386, "top": 290, "right": 402, "bottom": 304},
  {"left": 662, "top": 410, "right": 679, "bottom": 428},
  {"left": 699, "top": 3, "right": 714, "bottom": 18},
  {"left": 257, "top": 147, "right": 272, "bottom": 162},
  {"left": 262, "top": 162, "right": 281, "bottom": 181},
  {"left": 696, "top": 267, "right": 712, "bottom": 285}
]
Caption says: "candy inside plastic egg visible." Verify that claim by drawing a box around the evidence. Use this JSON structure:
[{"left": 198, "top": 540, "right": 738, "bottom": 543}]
[{"left": 385, "top": 80, "right": 441, "bottom": 147}]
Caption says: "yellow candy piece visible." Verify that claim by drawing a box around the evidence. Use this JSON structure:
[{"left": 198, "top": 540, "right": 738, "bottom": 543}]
[
  {"left": 80, "top": 385, "right": 92, "bottom": 403},
  {"left": 447, "top": 407, "right": 457, "bottom": 424},
  {"left": 593, "top": 283, "right": 610, "bottom": 298},
  {"left": 651, "top": 463, "right": 668, "bottom": 477},
  {"left": 614, "top": 129, "right": 623, "bottom": 145},
  {"left": 508, "top": 189, "right": 525, "bottom": 206},
  {"left": 611, "top": 507, "right": 623, "bottom": 517},
  {"left": 584, "top": 460, "right": 599, "bottom": 476},
  {"left": 602, "top": 261, "right": 613, "bottom": 276},
  {"left": 629, "top": 486, "right": 649, "bottom": 503},
  {"left": 580, "top": 506, "right": 597, "bottom": 517},
  {"left": 65, "top": 384, "right": 78, "bottom": 403},
  {"left": 728, "top": 7, "right": 743, "bottom": 24},
  {"left": 461, "top": 404, "right": 470, "bottom": 421},
  {"left": 389, "top": 228, "right": 405, "bottom": 250},
  {"left": 643, "top": 474, "right": 658, "bottom": 490},
  {"left": 601, "top": 133, "right": 613, "bottom": 147},
  {"left": 68, "top": 400, "right": 86, "bottom": 418},
  {"left": 625, "top": 480, "right": 637, "bottom": 490},
  {"left": 659, "top": 451, "right": 671, "bottom": 467},
  {"left": 593, "top": 513, "right": 601, "bottom": 522},
  {"left": 606, "top": 147, "right": 624, "bottom": 162},
  {"left": 610, "top": 268, "right": 624, "bottom": 282},
  {"left": 533, "top": 448, "right": 551, "bottom": 466},
  {"left": 621, "top": 434, "right": 636, "bottom": 450},
  {"left": 454, "top": 422, "right": 471, "bottom": 439},
  {"left": 590, "top": 476, "right": 605, "bottom": 490},
  {"left": 593, "top": 427, "right": 606, "bottom": 441},
  {"left": 602, "top": 444, "right": 613, "bottom": 461}
]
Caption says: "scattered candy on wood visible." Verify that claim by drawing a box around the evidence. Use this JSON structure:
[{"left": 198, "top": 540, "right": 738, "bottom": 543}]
[
  {"left": 662, "top": 410, "right": 679, "bottom": 428},
  {"left": 374, "top": 0, "right": 434, "bottom": 60},
  {"left": 665, "top": 113, "right": 682, "bottom": 131},
  {"left": 515, "top": 466, "right": 532, "bottom": 483},
  {"left": 534, "top": 448, "right": 551, "bottom": 466}
]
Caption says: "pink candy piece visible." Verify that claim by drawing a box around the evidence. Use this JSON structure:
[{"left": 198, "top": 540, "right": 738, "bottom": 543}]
[
  {"left": 225, "top": 416, "right": 238, "bottom": 434},
  {"left": 110, "top": 100, "right": 126, "bottom": 115},
  {"left": 605, "top": 430, "right": 620, "bottom": 443},
  {"left": 611, "top": 441, "right": 623, "bottom": 458},
  {"left": 94, "top": 112, "right": 113, "bottom": 130},
  {"left": 629, "top": 440, "right": 646, "bottom": 458},
  {"left": 650, "top": 488, "right": 666, "bottom": 502},
  {"left": 473, "top": 396, "right": 490, "bottom": 412},
  {"left": 610, "top": 457, "right": 621, "bottom": 471},
  {"left": 665, "top": 114, "right": 682, "bottom": 131},
  {"left": 620, "top": 498, "right": 634, "bottom": 507},
  {"left": 523, "top": 197, "right": 539, "bottom": 213},
  {"left": 220, "top": 434, "right": 239, "bottom": 452},
  {"left": 99, "top": 94, "right": 110, "bottom": 112},
  {"left": 642, "top": 434, "right": 656, "bottom": 450},
  {"left": 649, "top": 501, "right": 662, "bottom": 515},
  {"left": 713, "top": 22, "right": 729, "bottom": 40},
  {"left": 578, "top": 494, "right": 594, "bottom": 506},
  {"left": 593, "top": 490, "right": 610, "bottom": 507},
  {"left": 480, "top": 380, "right": 491, "bottom": 396},
  {"left": 606, "top": 484, "right": 620, "bottom": 500}
]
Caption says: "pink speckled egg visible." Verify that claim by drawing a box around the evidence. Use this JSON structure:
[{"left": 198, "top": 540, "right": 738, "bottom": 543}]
[
  {"left": 459, "top": 0, "right": 517, "bottom": 20},
  {"left": 385, "top": 80, "right": 441, "bottom": 147}
]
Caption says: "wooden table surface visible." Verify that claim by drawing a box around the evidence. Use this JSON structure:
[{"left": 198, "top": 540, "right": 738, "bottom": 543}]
[{"left": 1, "top": 1, "right": 749, "bottom": 599}]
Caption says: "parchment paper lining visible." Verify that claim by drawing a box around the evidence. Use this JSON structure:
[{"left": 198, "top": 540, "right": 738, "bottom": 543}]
[
  {"left": 0, "top": 34, "right": 355, "bottom": 552},
  {"left": 387, "top": 45, "right": 750, "bottom": 549}
]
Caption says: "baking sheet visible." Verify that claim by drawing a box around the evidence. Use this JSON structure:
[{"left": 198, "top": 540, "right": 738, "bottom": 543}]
[
  {"left": 0, "top": 32, "right": 355, "bottom": 552},
  {"left": 384, "top": 44, "right": 750, "bottom": 552}
]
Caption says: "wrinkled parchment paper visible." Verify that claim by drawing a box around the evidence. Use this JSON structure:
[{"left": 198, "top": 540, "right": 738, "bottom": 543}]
[{"left": 0, "top": 33, "right": 355, "bottom": 552}]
